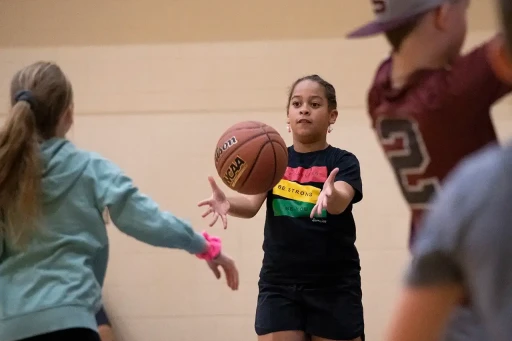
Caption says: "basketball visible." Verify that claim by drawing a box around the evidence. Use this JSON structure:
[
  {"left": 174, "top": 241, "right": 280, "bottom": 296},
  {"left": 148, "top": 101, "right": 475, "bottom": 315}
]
[{"left": 214, "top": 121, "right": 288, "bottom": 195}]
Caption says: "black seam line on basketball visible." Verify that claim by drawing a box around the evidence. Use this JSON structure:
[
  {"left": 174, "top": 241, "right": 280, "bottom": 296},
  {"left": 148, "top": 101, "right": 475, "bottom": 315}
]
[
  {"left": 274, "top": 139, "right": 288, "bottom": 158},
  {"left": 263, "top": 127, "right": 279, "bottom": 191},
  {"left": 270, "top": 138, "right": 288, "bottom": 186},
  {"left": 239, "top": 126, "right": 278, "bottom": 191},
  {"left": 239, "top": 139, "right": 272, "bottom": 189},
  {"left": 217, "top": 130, "right": 270, "bottom": 172}
]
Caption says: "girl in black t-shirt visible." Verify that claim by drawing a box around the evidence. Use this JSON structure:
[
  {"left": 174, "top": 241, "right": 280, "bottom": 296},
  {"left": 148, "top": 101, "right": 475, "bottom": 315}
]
[{"left": 199, "top": 75, "right": 364, "bottom": 341}]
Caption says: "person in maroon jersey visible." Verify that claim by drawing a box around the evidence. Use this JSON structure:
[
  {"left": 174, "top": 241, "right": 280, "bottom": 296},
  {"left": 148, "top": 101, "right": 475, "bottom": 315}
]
[{"left": 347, "top": 0, "right": 512, "bottom": 247}]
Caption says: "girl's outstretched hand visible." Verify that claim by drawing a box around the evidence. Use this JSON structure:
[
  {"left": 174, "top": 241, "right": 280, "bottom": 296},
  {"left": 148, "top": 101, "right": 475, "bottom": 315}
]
[
  {"left": 198, "top": 176, "right": 230, "bottom": 229},
  {"left": 310, "top": 168, "right": 339, "bottom": 218}
]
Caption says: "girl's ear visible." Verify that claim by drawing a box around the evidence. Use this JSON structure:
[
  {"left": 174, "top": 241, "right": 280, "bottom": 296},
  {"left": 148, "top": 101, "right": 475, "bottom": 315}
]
[
  {"left": 329, "top": 110, "right": 338, "bottom": 125},
  {"left": 488, "top": 35, "right": 512, "bottom": 84}
]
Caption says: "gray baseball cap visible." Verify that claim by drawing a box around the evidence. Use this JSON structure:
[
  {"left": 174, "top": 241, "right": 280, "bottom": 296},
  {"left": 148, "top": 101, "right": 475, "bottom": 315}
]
[{"left": 346, "top": 0, "right": 447, "bottom": 38}]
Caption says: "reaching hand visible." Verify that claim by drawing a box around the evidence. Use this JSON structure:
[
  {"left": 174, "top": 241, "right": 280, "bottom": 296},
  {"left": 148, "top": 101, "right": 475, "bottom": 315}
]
[
  {"left": 206, "top": 253, "right": 239, "bottom": 291},
  {"left": 310, "top": 168, "right": 339, "bottom": 219},
  {"left": 198, "top": 176, "right": 230, "bottom": 229}
]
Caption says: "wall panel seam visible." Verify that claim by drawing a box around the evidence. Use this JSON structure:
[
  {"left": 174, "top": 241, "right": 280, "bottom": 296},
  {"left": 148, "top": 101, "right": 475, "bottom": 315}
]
[{"left": 0, "top": 105, "right": 367, "bottom": 116}]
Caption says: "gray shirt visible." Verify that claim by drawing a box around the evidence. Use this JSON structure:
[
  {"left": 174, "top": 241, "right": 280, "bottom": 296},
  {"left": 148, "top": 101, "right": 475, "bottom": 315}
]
[{"left": 406, "top": 142, "right": 512, "bottom": 341}]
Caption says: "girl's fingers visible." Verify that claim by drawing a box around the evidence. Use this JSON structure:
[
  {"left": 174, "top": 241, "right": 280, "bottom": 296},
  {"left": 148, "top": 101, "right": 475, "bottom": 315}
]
[
  {"left": 202, "top": 208, "right": 213, "bottom": 218},
  {"left": 210, "top": 212, "right": 219, "bottom": 227}
]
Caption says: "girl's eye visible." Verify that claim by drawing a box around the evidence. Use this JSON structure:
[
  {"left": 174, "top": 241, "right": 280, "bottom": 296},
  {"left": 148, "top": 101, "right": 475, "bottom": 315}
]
[
  {"left": 311, "top": 103, "right": 320, "bottom": 108},
  {"left": 292, "top": 101, "right": 301, "bottom": 107}
]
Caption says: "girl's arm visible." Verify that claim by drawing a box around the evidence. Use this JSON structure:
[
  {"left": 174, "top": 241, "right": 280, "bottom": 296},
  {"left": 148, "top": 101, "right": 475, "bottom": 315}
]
[
  {"left": 94, "top": 158, "right": 208, "bottom": 254},
  {"left": 327, "top": 181, "right": 356, "bottom": 215},
  {"left": 226, "top": 193, "right": 267, "bottom": 218},
  {"left": 199, "top": 176, "right": 267, "bottom": 228},
  {"left": 311, "top": 150, "right": 362, "bottom": 217}
]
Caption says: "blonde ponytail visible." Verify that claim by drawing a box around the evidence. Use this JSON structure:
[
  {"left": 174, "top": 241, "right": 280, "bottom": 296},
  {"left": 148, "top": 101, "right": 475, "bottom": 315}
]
[
  {"left": 0, "top": 98, "right": 42, "bottom": 249},
  {"left": 1, "top": 61, "right": 73, "bottom": 249}
]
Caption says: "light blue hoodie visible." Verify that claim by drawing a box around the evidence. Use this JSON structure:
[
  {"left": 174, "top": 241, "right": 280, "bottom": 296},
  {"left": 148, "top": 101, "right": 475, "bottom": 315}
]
[{"left": 0, "top": 138, "right": 208, "bottom": 341}]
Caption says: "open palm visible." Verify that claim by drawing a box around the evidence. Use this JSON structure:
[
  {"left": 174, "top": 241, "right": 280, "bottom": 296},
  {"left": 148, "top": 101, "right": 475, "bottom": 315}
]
[
  {"left": 198, "top": 176, "right": 230, "bottom": 229},
  {"left": 310, "top": 168, "right": 339, "bottom": 218}
]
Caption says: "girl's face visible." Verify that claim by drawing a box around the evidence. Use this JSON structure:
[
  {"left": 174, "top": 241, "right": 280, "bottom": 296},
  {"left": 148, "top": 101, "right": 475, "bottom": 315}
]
[{"left": 287, "top": 80, "right": 337, "bottom": 144}]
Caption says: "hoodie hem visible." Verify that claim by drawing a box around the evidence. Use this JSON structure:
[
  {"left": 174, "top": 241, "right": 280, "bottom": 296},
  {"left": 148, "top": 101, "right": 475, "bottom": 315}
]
[{"left": 0, "top": 305, "right": 97, "bottom": 341}]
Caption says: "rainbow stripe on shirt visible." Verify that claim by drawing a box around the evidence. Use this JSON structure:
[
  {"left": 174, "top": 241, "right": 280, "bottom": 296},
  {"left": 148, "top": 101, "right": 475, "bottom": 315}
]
[{"left": 272, "top": 166, "right": 328, "bottom": 218}]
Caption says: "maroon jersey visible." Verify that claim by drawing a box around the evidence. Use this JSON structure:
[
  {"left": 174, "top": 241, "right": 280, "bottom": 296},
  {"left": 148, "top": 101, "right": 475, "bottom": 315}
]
[{"left": 368, "top": 38, "right": 511, "bottom": 247}]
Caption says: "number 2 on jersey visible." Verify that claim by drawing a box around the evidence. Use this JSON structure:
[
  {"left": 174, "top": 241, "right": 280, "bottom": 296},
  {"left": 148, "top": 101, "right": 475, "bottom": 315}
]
[{"left": 376, "top": 117, "right": 440, "bottom": 209}]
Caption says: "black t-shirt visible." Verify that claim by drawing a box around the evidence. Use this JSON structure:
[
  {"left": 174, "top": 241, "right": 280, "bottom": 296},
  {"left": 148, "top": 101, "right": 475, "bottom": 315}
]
[{"left": 260, "top": 145, "right": 363, "bottom": 285}]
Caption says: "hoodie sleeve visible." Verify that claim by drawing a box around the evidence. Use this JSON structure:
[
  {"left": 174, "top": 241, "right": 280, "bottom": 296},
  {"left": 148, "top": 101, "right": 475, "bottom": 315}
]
[{"left": 93, "top": 157, "right": 208, "bottom": 254}]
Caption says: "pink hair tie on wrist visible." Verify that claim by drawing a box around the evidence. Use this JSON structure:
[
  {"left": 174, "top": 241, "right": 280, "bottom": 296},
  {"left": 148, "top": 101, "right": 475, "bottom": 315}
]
[{"left": 196, "top": 231, "right": 222, "bottom": 261}]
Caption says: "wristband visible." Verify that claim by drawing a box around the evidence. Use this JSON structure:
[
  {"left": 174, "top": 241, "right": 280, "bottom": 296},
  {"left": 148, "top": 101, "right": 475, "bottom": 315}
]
[{"left": 195, "top": 231, "right": 222, "bottom": 261}]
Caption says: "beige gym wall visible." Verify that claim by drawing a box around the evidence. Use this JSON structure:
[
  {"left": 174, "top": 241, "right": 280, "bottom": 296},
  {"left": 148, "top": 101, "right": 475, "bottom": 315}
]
[{"left": 0, "top": 1, "right": 510, "bottom": 341}]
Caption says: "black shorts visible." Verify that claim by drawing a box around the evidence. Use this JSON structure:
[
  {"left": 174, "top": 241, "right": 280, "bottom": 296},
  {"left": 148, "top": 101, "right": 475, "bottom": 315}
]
[
  {"left": 16, "top": 328, "right": 100, "bottom": 341},
  {"left": 255, "top": 280, "right": 364, "bottom": 340},
  {"left": 95, "top": 306, "right": 110, "bottom": 326}
]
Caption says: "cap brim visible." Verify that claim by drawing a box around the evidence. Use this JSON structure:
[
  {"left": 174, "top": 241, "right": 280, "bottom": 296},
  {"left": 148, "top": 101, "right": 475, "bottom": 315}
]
[
  {"left": 346, "top": 14, "right": 424, "bottom": 39},
  {"left": 346, "top": 21, "right": 391, "bottom": 38}
]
